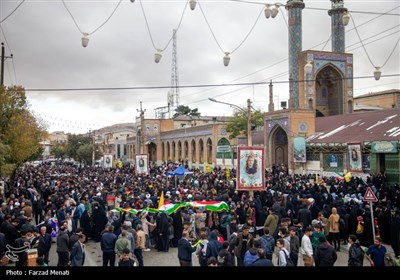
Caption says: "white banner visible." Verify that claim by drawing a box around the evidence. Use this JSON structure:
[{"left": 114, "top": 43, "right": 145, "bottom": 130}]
[
  {"left": 104, "top": 154, "right": 113, "bottom": 168},
  {"left": 135, "top": 154, "right": 149, "bottom": 175}
]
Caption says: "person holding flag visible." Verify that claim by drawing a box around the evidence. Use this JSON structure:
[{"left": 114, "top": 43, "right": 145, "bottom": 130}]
[{"left": 155, "top": 192, "right": 170, "bottom": 252}]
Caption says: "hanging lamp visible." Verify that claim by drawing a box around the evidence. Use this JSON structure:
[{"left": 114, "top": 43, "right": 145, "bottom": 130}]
[
  {"left": 81, "top": 33, "right": 89, "bottom": 47},
  {"left": 189, "top": 0, "right": 197, "bottom": 11},
  {"left": 373, "top": 67, "right": 381, "bottom": 81},
  {"left": 155, "top": 49, "right": 162, "bottom": 63},
  {"left": 223, "top": 52, "right": 230, "bottom": 67},
  {"left": 342, "top": 12, "right": 350, "bottom": 26}
]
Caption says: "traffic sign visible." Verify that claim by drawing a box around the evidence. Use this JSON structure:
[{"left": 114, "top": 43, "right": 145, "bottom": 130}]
[{"left": 363, "top": 187, "right": 378, "bottom": 202}]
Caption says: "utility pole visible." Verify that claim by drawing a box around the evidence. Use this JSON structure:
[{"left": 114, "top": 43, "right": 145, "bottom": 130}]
[
  {"left": 1, "top": 43, "right": 4, "bottom": 87},
  {"left": 0, "top": 43, "right": 13, "bottom": 87},
  {"left": 137, "top": 101, "right": 146, "bottom": 154},
  {"left": 247, "top": 98, "right": 254, "bottom": 199},
  {"left": 92, "top": 130, "right": 95, "bottom": 167},
  {"left": 247, "top": 98, "right": 252, "bottom": 147}
]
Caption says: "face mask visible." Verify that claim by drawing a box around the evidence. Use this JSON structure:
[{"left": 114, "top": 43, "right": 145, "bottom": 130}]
[{"left": 347, "top": 243, "right": 351, "bottom": 250}]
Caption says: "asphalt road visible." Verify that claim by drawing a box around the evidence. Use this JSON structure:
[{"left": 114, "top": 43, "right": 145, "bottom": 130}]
[{"left": 44, "top": 240, "right": 371, "bottom": 267}]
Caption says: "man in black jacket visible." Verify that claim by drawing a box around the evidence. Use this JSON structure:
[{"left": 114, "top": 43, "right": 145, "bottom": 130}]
[
  {"left": 101, "top": 225, "right": 117, "bottom": 267},
  {"left": 177, "top": 231, "right": 196, "bottom": 266}
]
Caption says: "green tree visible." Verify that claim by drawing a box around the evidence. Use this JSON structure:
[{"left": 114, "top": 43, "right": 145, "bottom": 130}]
[
  {"left": 0, "top": 85, "right": 28, "bottom": 135},
  {"left": 173, "top": 105, "right": 201, "bottom": 118},
  {"left": 66, "top": 134, "right": 91, "bottom": 160},
  {"left": 0, "top": 141, "right": 10, "bottom": 176},
  {"left": 51, "top": 144, "right": 66, "bottom": 158},
  {"left": 3, "top": 110, "right": 44, "bottom": 164},
  {"left": 76, "top": 144, "right": 93, "bottom": 165},
  {"left": 226, "top": 109, "right": 264, "bottom": 139},
  {"left": 0, "top": 86, "right": 47, "bottom": 173}
]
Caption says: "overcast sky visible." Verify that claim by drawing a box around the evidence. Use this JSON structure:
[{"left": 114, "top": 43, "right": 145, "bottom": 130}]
[{"left": 1, "top": 0, "right": 399, "bottom": 134}]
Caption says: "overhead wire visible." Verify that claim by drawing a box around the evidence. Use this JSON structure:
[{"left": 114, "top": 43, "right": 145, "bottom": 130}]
[
  {"left": 350, "top": 13, "right": 400, "bottom": 69},
  {"left": 198, "top": 1, "right": 265, "bottom": 55},
  {"left": 0, "top": 25, "right": 17, "bottom": 84},
  {"left": 0, "top": 0, "right": 26, "bottom": 23},
  {"left": 1, "top": 1, "right": 398, "bottom": 131},
  {"left": 138, "top": 0, "right": 189, "bottom": 52},
  {"left": 23, "top": 74, "right": 400, "bottom": 92},
  {"left": 61, "top": 0, "right": 123, "bottom": 36}
]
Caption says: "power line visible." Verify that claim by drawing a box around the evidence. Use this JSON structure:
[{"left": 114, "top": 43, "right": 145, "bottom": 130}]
[
  {"left": 61, "top": 0, "right": 123, "bottom": 36},
  {"left": 139, "top": 0, "right": 189, "bottom": 52},
  {"left": 23, "top": 74, "right": 400, "bottom": 92},
  {"left": 229, "top": 0, "right": 400, "bottom": 16},
  {"left": 0, "top": 0, "right": 26, "bottom": 23},
  {"left": 350, "top": 13, "right": 400, "bottom": 69},
  {"left": 0, "top": 26, "right": 17, "bottom": 84}
]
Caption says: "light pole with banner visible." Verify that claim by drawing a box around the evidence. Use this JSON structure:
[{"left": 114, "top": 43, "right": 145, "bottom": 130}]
[
  {"left": 208, "top": 98, "right": 252, "bottom": 147},
  {"left": 209, "top": 98, "right": 258, "bottom": 197}
]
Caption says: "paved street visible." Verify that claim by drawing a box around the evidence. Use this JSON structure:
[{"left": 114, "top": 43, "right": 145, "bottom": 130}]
[{"left": 43, "top": 240, "right": 376, "bottom": 267}]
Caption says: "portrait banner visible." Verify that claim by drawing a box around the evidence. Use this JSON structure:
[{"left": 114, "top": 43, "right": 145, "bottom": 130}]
[
  {"left": 104, "top": 154, "right": 113, "bottom": 168},
  {"left": 135, "top": 154, "right": 149, "bottom": 175},
  {"left": 329, "top": 154, "right": 338, "bottom": 167},
  {"left": 293, "top": 136, "right": 306, "bottom": 163},
  {"left": 237, "top": 147, "right": 265, "bottom": 191},
  {"left": 347, "top": 143, "right": 363, "bottom": 172}
]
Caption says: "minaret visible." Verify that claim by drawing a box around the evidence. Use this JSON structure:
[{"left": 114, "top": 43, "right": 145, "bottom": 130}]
[
  {"left": 328, "top": 0, "right": 348, "bottom": 53},
  {"left": 268, "top": 81, "right": 274, "bottom": 112},
  {"left": 286, "top": 0, "right": 305, "bottom": 109}
]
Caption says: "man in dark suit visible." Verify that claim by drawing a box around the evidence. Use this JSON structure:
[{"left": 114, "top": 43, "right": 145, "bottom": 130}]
[
  {"left": 70, "top": 234, "right": 85, "bottom": 267},
  {"left": 177, "top": 231, "right": 196, "bottom": 266}
]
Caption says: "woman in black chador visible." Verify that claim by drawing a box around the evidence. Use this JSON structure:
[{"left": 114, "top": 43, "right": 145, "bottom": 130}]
[
  {"left": 91, "top": 203, "right": 108, "bottom": 242},
  {"left": 155, "top": 212, "right": 170, "bottom": 252}
]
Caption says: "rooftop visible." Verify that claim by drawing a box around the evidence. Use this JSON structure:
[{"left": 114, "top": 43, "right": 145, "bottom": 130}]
[{"left": 307, "top": 108, "right": 400, "bottom": 143}]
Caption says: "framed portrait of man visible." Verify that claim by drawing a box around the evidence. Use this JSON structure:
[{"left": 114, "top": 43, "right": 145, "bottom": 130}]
[
  {"left": 104, "top": 154, "right": 113, "bottom": 168},
  {"left": 329, "top": 154, "right": 338, "bottom": 167},
  {"left": 347, "top": 143, "right": 363, "bottom": 172},
  {"left": 135, "top": 154, "right": 149, "bottom": 175},
  {"left": 237, "top": 147, "right": 265, "bottom": 191},
  {"left": 293, "top": 136, "right": 306, "bottom": 163}
]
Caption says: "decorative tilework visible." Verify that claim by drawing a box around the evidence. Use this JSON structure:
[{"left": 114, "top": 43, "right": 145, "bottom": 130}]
[
  {"left": 314, "top": 60, "right": 345, "bottom": 75},
  {"left": 313, "top": 54, "right": 347, "bottom": 61},
  {"left": 267, "top": 117, "right": 290, "bottom": 135},
  {"left": 347, "top": 66, "right": 353, "bottom": 88},
  {"left": 288, "top": 4, "right": 304, "bottom": 109},
  {"left": 331, "top": 12, "right": 345, "bottom": 53}
]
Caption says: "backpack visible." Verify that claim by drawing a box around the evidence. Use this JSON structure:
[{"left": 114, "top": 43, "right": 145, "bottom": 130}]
[
  {"left": 260, "top": 235, "right": 275, "bottom": 257},
  {"left": 384, "top": 253, "right": 398, "bottom": 267},
  {"left": 199, "top": 243, "right": 208, "bottom": 266},
  {"left": 284, "top": 250, "right": 294, "bottom": 267},
  {"left": 217, "top": 254, "right": 226, "bottom": 266}
]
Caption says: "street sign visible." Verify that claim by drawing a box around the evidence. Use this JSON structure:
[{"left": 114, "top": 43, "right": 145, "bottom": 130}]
[
  {"left": 363, "top": 187, "right": 378, "bottom": 202},
  {"left": 217, "top": 145, "right": 231, "bottom": 153}
]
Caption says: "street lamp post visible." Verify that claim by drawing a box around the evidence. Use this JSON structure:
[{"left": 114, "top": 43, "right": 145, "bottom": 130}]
[
  {"left": 92, "top": 132, "right": 95, "bottom": 167},
  {"left": 208, "top": 98, "right": 253, "bottom": 146},
  {"left": 209, "top": 97, "right": 254, "bottom": 197}
]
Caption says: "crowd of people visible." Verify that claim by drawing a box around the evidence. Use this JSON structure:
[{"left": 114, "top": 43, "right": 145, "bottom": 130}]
[{"left": 0, "top": 160, "right": 399, "bottom": 267}]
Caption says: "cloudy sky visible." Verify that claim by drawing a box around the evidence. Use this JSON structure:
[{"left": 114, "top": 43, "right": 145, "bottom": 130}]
[{"left": 1, "top": 0, "right": 399, "bottom": 134}]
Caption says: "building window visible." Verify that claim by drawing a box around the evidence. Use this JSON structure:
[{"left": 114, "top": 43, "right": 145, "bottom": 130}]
[{"left": 117, "top": 144, "right": 120, "bottom": 159}]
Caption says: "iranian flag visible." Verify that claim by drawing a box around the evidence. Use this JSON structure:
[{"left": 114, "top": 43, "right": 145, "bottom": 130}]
[
  {"left": 157, "top": 202, "right": 186, "bottom": 214},
  {"left": 189, "top": 201, "right": 230, "bottom": 212},
  {"left": 334, "top": 172, "right": 344, "bottom": 180},
  {"left": 115, "top": 207, "right": 138, "bottom": 215}
]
